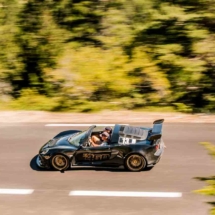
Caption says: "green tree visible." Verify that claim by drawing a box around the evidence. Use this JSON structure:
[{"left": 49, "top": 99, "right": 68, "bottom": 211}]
[
  {"left": 124, "top": 0, "right": 215, "bottom": 112},
  {"left": 0, "top": 0, "right": 21, "bottom": 97},
  {"left": 51, "top": 0, "right": 106, "bottom": 45},
  {"left": 7, "top": 0, "right": 65, "bottom": 97},
  {"left": 1, "top": 0, "right": 215, "bottom": 112}
]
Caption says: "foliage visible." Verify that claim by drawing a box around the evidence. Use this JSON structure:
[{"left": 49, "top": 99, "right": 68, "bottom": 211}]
[
  {"left": 195, "top": 142, "right": 215, "bottom": 215},
  {"left": 9, "top": 89, "right": 59, "bottom": 111},
  {"left": 1, "top": 0, "right": 215, "bottom": 112}
]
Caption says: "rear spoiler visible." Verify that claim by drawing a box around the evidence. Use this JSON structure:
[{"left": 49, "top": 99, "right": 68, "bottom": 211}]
[{"left": 148, "top": 119, "right": 164, "bottom": 141}]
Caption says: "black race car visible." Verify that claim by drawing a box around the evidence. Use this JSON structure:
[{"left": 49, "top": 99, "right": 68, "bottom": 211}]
[{"left": 36, "top": 119, "right": 165, "bottom": 172}]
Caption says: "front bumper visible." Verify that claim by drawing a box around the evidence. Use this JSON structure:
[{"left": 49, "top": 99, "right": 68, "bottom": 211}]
[{"left": 36, "top": 154, "right": 50, "bottom": 169}]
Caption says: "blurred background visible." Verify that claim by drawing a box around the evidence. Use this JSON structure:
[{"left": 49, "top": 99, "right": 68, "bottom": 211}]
[
  {"left": 1, "top": 2, "right": 215, "bottom": 214},
  {"left": 1, "top": 0, "right": 215, "bottom": 113}
]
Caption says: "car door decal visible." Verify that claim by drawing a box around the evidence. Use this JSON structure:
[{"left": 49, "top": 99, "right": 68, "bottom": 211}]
[{"left": 82, "top": 153, "right": 110, "bottom": 161}]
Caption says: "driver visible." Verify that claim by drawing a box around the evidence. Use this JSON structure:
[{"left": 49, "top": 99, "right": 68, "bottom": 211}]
[
  {"left": 90, "top": 126, "right": 112, "bottom": 145},
  {"left": 89, "top": 132, "right": 110, "bottom": 147},
  {"left": 104, "top": 126, "right": 112, "bottom": 143},
  {"left": 104, "top": 126, "right": 112, "bottom": 135}
]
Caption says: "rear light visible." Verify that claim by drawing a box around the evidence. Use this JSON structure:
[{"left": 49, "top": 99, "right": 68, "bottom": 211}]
[{"left": 155, "top": 144, "right": 160, "bottom": 150}]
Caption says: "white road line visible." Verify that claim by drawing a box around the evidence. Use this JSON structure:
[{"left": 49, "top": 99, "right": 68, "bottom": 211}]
[
  {"left": 69, "top": 191, "right": 182, "bottom": 198},
  {"left": 45, "top": 124, "right": 120, "bottom": 127},
  {"left": 0, "top": 189, "right": 34, "bottom": 195}
]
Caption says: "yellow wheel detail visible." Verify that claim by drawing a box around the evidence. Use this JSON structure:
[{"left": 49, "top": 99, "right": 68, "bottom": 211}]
[
  {"left": 51, "top": 154, "right": 69, "bottom": 171},
  {"left": 125, "top": 154, "right": 146, "bottom": 172}
]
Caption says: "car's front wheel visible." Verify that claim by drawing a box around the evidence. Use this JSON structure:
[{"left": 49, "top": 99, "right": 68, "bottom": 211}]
[
  {"left": 51, "top": 154, "right": 69, "bottom": 171},
  {"left": 125, "top": 154, "right": 146, "bottom": 172}
]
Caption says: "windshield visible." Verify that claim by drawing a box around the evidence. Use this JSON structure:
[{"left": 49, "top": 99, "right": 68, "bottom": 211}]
[{"left": 68, "top": 130, "right": 88, "bottom": 146}]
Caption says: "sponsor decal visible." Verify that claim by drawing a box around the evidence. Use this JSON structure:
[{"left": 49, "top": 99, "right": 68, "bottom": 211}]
[{"left": 82, "top": 153, "right": 110, "bottom": 161}]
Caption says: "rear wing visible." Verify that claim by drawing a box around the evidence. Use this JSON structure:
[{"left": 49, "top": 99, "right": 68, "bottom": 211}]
[{"left": 148, "top": 119, "right": 164, "bottom": 141}]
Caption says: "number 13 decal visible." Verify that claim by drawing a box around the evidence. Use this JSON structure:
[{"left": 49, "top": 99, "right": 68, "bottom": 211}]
[{"left": 119, "top": 137, "right": 136, "bottom": 145}]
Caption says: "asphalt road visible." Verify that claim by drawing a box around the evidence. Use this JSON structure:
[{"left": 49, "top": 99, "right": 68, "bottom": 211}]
[{"left": 0, "top": 123, "right": 214, "bottom": 215}]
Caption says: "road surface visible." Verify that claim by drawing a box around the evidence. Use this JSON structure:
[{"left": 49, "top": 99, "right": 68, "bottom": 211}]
[{"left": 0, "top": 123, "right": 214, "bottom": 215}]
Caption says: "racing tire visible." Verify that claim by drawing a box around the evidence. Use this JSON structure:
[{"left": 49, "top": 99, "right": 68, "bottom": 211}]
[
  {"left": 125, "top": 154, "right": 146, "bottom": 172},
  {"left": 51, "top": 154, "right": 69, "bottom": 171}
]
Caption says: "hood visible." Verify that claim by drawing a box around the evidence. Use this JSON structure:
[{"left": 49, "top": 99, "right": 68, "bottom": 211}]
[
  {"left": 49, "top": 135, "right": 76, "bottom": 147},
  {"left": 40, "top": 133, "right": 79, "bottom": 154},
  {"left": 53, "top": 136, "right": 71, "bottom": 146},
  {"left": 48, "top": 134, "right": 77, "bottom": 148}
]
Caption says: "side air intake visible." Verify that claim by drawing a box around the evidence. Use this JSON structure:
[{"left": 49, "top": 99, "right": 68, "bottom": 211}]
[{"left": 119, "top": 125, "right": 148, "bottom": 140}]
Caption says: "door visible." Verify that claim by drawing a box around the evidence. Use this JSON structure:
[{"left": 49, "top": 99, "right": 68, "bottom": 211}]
[{"left": 74, "top": 145, "right": 112, "bottom": 165}]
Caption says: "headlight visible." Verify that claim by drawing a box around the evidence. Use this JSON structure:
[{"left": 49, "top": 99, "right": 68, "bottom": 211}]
[{"left": 41, "top": 148, "right": 49, "bottom": 155}]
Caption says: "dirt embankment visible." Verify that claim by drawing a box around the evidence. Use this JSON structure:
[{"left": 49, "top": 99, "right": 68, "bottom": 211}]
[{"left": 0, "top": 111, "right": 214, "bottom": 123}]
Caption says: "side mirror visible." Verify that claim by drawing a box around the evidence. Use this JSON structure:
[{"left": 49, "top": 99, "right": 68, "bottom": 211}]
[{"left": 148, "top": 134, "right": 161, "bottom": 141}]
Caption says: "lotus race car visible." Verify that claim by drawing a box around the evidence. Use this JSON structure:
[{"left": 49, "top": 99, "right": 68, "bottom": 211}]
[{"left": 36, "top": 119, "right": 165, "bottom": 172}]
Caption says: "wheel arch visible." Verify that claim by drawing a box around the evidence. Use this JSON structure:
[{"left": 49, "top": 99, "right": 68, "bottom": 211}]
[
  {"left": 50, "top": 152, "right": 71, "bottom": 169},
  {"left": 124, "top": 152, "right": 148, "bottom": 167},
  {"left": 50, "top": 149, "right": 73, "bottom": 159}
]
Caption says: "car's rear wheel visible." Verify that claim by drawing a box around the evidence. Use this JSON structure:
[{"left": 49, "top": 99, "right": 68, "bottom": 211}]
[
  {"left": 51, "top": 154, "right": 69, "bottom": 171},
  {"left": 125, "top": 154, "right": 146, "bottom": 172}
]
